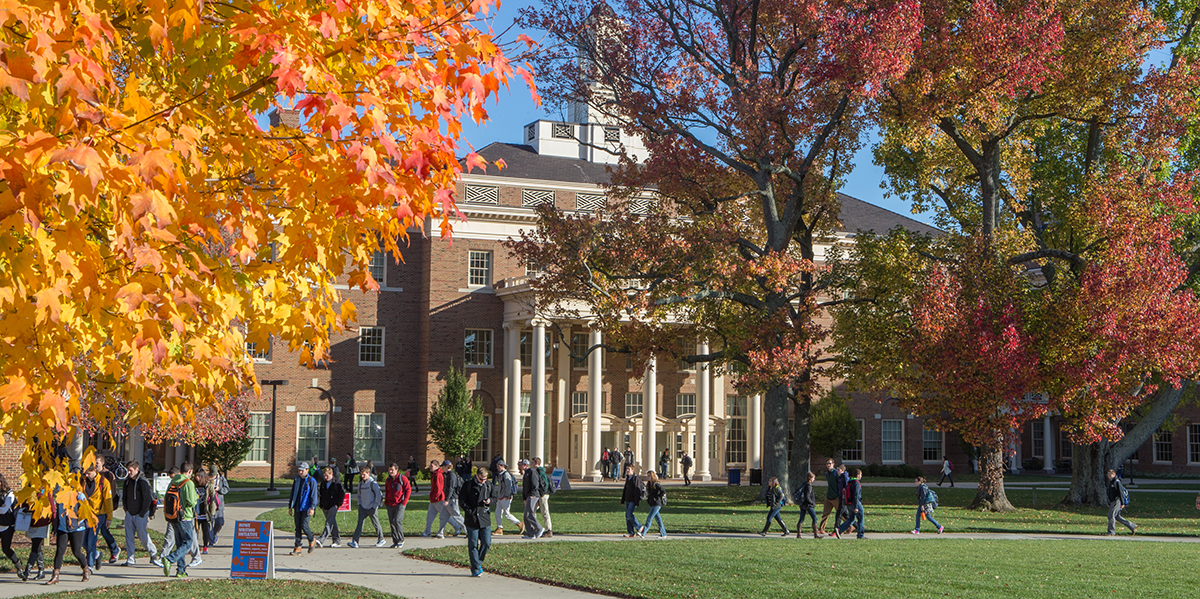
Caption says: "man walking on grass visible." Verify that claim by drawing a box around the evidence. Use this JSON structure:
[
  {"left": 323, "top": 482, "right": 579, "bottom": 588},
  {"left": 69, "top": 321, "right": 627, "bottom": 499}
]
[
  {"left": 1106, "top": 469, "right": 1136, "bottom": 535},
  {"left": 621, "top": 465, "right": 645, "bottom": 537},
  {"left": 817, "top": 459, "right": 838, "bottom": 535},
  {"left": 288, "top": 462, "right": 319, "bottom": 555},
  {"left": 519, "top": 460, "right": 544, "bottom": 539},
  {"left": 491, "top": 460, "right": 523, "bottom": 536},
  {"left": 423, "top": 460, "right": 446, "bottom": 537},
  {"left": 161, "top": 463, "right": 197, "bottom": 578},
  {"left": 534, "top": 457, "right": 554, "bottom": 537}
]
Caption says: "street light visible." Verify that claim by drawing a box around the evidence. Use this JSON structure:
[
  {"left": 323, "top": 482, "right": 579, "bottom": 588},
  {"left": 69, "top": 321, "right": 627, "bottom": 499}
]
[{"left": 261, "top": 379, "right": 288, "bottom": 493}]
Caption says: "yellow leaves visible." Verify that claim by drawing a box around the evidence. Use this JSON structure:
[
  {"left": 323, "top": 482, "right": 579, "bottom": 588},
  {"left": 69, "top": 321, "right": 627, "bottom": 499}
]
[
  {"left": 48, "top": 144, "right": 103, "bottom": 190},
  {"left": 0, "top": 374, "right": 33, "bottom": 412},
  {"left": 129, "top": 190, "right": 176, "bottom": 224}
]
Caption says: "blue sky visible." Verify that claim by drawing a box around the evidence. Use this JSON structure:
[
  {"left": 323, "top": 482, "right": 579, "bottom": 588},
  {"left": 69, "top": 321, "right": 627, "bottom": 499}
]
[{"left": 458, "top": 0, "right": 935, "bottom": 225}]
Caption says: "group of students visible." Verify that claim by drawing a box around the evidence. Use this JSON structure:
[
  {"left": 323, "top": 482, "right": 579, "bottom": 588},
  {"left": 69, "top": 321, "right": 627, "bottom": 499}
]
[{"left": 619, "top": 466, "right": 669, "bottom": 538}]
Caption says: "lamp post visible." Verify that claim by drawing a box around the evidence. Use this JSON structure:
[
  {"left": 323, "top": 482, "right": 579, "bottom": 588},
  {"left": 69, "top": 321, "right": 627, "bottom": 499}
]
[{"left": 261, "top": 379, "right": 288, "bottom": 493}]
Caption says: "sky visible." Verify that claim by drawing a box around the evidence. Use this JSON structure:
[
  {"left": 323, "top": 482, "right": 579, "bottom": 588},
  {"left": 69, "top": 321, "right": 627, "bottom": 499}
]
[{"left": 458, "top": 0, "right": 936, "bottom": 226}]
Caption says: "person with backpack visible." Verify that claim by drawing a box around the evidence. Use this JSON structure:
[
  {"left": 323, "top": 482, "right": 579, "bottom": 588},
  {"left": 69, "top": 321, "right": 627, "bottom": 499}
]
[
  {"left": 21, "top": 483, "right": 52, "bottom": 581},
  {"left": 45, "top": 479, "right": 90, "bottom": 585},
  {"left": 437, "top": 460, "right": 466, "bottom": 537},
  {"left": 350, "top": 464, "right": 385, "bottom": 548},
  {"left": 95, "top": 460, "right": 121, "bottom": 564},
  {"left": 0, "top": 474, "right": 22, "bottom": 579},
  {"left": 835, "top": 463, "right": 852, "bottom": 533},
  {"left": 316, "top": 465, "right": 344, "bottom": 548},
  {"left": 344, "top": 454, "right": 358, "bottom": 489},
  {"left": 939, "top": 456, "right": 954, "bottom": 487},
  {"left": 680, "top": 452, "right": 693, "bottom": 486},
  {"left": 519, "top": 459, "right": 545, "bottom": 539},
  {"left": 151, "top": 466, "right": 178, "bottom": 569},
  {"left": 407, "top": 455, "right": 421, "bottom": 494},
  {"left": 817, "top": 459, "right": 839, "bottom": 535},
  {"left": 609, "top": 448, "right": 623, "bottom": 482},
  {"left": 658, "top": 449, "right": 670, "bottom": 478},
  {"left": 460, "top": 467, "right": 495, "bottom": 577},
  {"left": 910, "top": 476, "right": 943, "bottom": 535},
  {"left": 161, "top": 462, "right": 198, "bottom": 578},
  {"left": 384, "top": 463, "right": 413, "bottom": 548},
  {"left": 121, "top": 461, "right": 158, "bottom": 567},
  {"left": 1105, "top": 468, "right": 1136, "bottom": 535},
  {"left": 637, "top": 471, "right": 666, "bottom": 539},
  {"left": 534, "top": 457, "right": 554, "bottom": 537},
  {"left": 794, "top": 471, "right": 820, "bottom": 538},
  {"left": 758, "top": 476, "right": 790, "bottom": 536},
  {"left": 490, "top": 460, "right": 523, "bottom": 535},
  {"left": 422, "top": 459, "right": 447, "bottom": 537},
  {"left": 834, "top": 469, "right": 865, "bottom": 539},
  {"left": 193, "top": 470, "right": 213, "bottom": 558},
  {"left": 621, "top": 465, "right": 646, "bottom": 537},
  {"left": 207, "top": 465, "right": 229, "bottom": 545},
  {"left": 601, "top": 448, "right": 611, "bottom": 479},
  {"left": 623, "top": 446, "right": 636, "bottom": 473},
  {"left": 82, "top": 464, "right": 114, "bottom": 572},
  {"left": 287, "top": 461, "right": 319, "bottom": 555}
]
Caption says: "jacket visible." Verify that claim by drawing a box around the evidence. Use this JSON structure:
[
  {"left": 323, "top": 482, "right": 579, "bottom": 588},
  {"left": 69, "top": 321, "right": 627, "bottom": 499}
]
[
  {"left": 646, "top": 482, "right": 666, "bottom": 507},
  {"left": 623, "top": 450, "right": 635, "bottom": 467},
  {"left": 385, "top": 474, "right": 412, "bottom": 506},
  {"left": 429, "top": 469, "right": 446, "bottom": 502},
  {"left": 288, "top": 474, "right": 319, "bottom": 512},
  {"left": 358, "top": 476, "right": 382, "bottom": 510},
  {"left": 681, "top": 454, "right": 693, "bottom": 468},
  {"left": 845, "top": 478, "right": 862, "bottom": 505},
  {"left": 796, "top": 481, "right": 815, "bottom": 509},
  {"left": 825, "top": 468, "right": 840, "bottom": 500},
  {"left": 168, "top": 474, "right": 198, "bottom": 521},
  {"left": 536, "top": 466, "right": 552, "bottom": 495},
  {"left": 85, "top": 475, "right": 114, "bottom": 517},
  {"left": 0, "top": 491, "right": 15, "bottom": 533},
  {"left": 491, "top": 470, "right": 518, "bottom": 499},
  {"left": 54, "top": 491, "right": 88, "bottom": 533},
  {"left": 212, "top": 473, "right": 229, "bottom": 518},
  {"left": 195, "top": 485, "right": 209, "bottom": 519},
  {"left": 444, "top": 470, "right": 463, "bottom": 501},
  {"left": 917, "top": 483, "right": 933, "bottom": 507},
  {"left": 101, "top": 470, "right": 119, "bottom": 510},
  {"left": 837, "top": 471, "right": 850, "bottom": 502},
  {"left": 319, "top": 479, "right": 345, "bottom": 511},
  {"left": 1106, "top": 477, "right": 1126, "bottom": 505},
  {"left": 459, "top": 476, "right": 493, "bottom": 529},
  {"left": 767, "top": 484, "right": 786, "bottom": 507},
  {"left": 621, "top": 475, "right": 646, "bottom": 505},
  {"left": 521, "top": 467, "right": 543, "bottom": 500},
  {"left": 123, "top": 475, "right": 154, "bottom": 517},
  {"left": 610, "top": 451, "right": 623, "bottom": 465}
]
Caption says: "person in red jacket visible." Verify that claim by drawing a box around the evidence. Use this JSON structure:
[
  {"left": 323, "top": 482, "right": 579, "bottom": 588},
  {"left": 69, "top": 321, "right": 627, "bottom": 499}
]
[
  {"left": 383, "top": 464, "right": 412, "bottom": 548},
  {"left": 422, "top": 460, "right": 445, "bottom": 537}
]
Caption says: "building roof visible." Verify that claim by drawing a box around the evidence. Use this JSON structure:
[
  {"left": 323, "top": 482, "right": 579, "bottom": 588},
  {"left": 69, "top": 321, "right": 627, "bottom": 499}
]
[{"left": 465, "top": 142, "right": 941, "bottom": 236}]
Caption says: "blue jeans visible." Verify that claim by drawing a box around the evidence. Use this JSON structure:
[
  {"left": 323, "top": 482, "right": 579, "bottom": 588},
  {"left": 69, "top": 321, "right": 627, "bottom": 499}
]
[
  {"left": 762, "top": 505, "right": 787, "bottom": 533},
  {"left": 837, "top": 502, "right": 864, "bottom": 538},
  {"left": 465, "top": 526, "right": 491, "bottom": 575},
  {"left": 642, "top": 506, "right": 665, "bottom": 536},
  {"left": 165, "top": 520, "right": 195, "bottom": 571},
  {"left": 84, "top": 525, "right": 98, "bottom": 568},
  {"left": 796, "top": 506, "right": 817, "bottom": 531},
  {"left": 915, "top": 505, "right": 940, "bottom": 531},
  {"left": 939, "top": 473, "right": 954, "bottom": 486},
  {"left": 624, "top": 502, "right": 642, "bottom": 535}
]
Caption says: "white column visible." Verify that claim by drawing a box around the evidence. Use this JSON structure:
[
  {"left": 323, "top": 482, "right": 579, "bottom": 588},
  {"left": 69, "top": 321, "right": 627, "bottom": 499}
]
[
  {"left": 556, "top": 324, "right": 572, "bottom": 473},
  {"left": 1043, "top": 416, "right": 1055, "bottom": 473},
  {"left": 587, "top": 324, "right": 603, "bottom": 482},
  {"left": 748, "top": 393, "right": 762, "bottom": 470},
  {"left": 696, "top": 340, "right": 712, "bottom": 481},
  {"left": 531, "top": 319, "right": 547, "bottom": 462},
  {"left": 504, "top": 322, "right": 522, "bottom": 467},
  {"left": 642, "top": 356, "right": 657, "bottom": 473}
]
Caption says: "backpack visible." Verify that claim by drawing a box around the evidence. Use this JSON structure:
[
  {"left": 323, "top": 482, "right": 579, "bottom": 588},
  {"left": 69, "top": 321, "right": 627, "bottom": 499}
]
[
  {"left": 163, "top": 481, "right": 183, "bottom": 521},
  {"left": 655, "top": 484, "right": 667, "bottom": 507},
  {"left": 923, "top": 485, "right": 939, "bottom": 509},
  {"left": 792, "top": 485, "right": 806, "bottom": 506},
  {"left": 1118, "top": 481, "right": 1130, "bottom": 506},
  {"left": 539, "top": 468, "right": 554, "bottom": 495},
  {"left": 841, "top": 483, "right": 852, "bottom": 504},
  {"left": 638, "top": 479, "right": 648, "bottom": 502}
]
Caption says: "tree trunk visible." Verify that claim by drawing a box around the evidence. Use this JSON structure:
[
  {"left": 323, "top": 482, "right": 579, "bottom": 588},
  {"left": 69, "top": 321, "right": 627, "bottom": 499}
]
[
  {"left": 969, "top": 444, "right": 1015, "bottom": 512},
  {"left": 1063, "top": 441, "right": 1108, "bottom": 507},
  {"left": 761, "top": 383, "right": 791, "bottom": 499},
  {"left": 788, "top": 394, "right": 812, "bottom": 493}
]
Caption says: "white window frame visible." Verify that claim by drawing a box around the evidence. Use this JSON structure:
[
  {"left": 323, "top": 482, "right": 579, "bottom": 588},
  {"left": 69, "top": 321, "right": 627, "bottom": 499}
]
[
  {"left": 296, "top": 413, "right": 329, "bottom": 465},
  {"left": 571, "top": 392, "right": 588, "bottom": 417},
  {"left": 922, "top": 427, "right": 944, "bottom": 464},
  {"left": 572, "top": 333, "right": 589, "bottom": 370},
  {"left": 1189, "top": 424, "right": 1200, "bottom": 465},
  {"left": 244, "top": 412, "right": 271, "bottom": 463},
  {"left": 470, "top": 415, "right": 492, "bottom": 462},
  {"left": 246, "top": 338, "right": 272, "bottom": 364},
  {"left": 368, "top": 250, "right": 386, "bottom": 286},
  {"left": 358, "top": 326, "right": 385, "bottom": 366},
  {"left": 464, "top": 328, "right": 494, "bottom": 367},
  {"left": 1030, "top": 422, "right": 1045, "bottom": 458},
  {"left": 843, "top": 419, "right": 865, "bottom": 464},
  {"left": 354, "top": 413, "right": 385, "bottom": 465},
  {"left": 677, "top": 335, "right": 694, "bottom": 372},
  {"left": 1154, "top": 428, "right": 1174, "bottom": 464},
  {"left": 625, "top": 393, "right": 643, "bottom": 418},
  {"left": 468, "top": 250, "right": 492, "bottom": 287},
  {"left": 881, "top": 419, "right": 904, "bottom": 464},
  {"left": 676, "top": 393, "right": 696, "bottom": 417}
]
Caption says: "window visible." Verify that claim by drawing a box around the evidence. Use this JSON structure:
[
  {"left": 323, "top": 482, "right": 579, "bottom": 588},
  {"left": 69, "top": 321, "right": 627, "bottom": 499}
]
[
  {"left": 245, "top": 412, "right": 270, "bottom": 462},
  {"left": 604, "top": 126, "right": 620, "bottom": 142},
  {"left": 572, "top": 392, "right": 588, "bottom": 416},
  {"left": 519, "top": 393, "right": 531, "bottom": 457},
  {"left": 882, "top": 420, "right": 904, "bottom": 463},
  {"left": 368, "top": 251, "right": 386, "bottom": 285},
  {"left": 1060, "top": 432, "right": 1073, "bottom": 459},
  {"left": 464, "top": 184, "right": 499, "bottom": 204},
  {"left": 843, "top": 420, "right": 865, "bottom": 462},
  {"left": 464, "top": 328, "right": 493, "bottom": 366},
  {"left": 922, "top": 426, "right": 943, "bottom": 462},
  {"left": 572, "top": 333, "right": 589, "bottom": 368},
  {"left": 358, "top": 327, "right": 384, "bottom": 365},
  {"left": 1154, "top": 428, "right": 1174, "bottom": 463},
  {"left": 552, "top": 123, "right": 573, "bottom": 139},
  {"left": 354, "top": 413, "right": 385, "bottom": 464},
  {"left": 525, "top": 124, "right": 536, "bottom": 142},
  {"left": 1031, "top": 422, "right": 1044, "bottom": 458},
  {"left": 726, "top": 396, "right": 747, "bottom": 464},
  {"left": 625, "top": 393, "right": 643, "bottom": 418},
  {"left": 297, "top": 413, "right": 328, "bottom": 464},
  {"left": 520, "top": 330, "right": 551, "bottom": 366},
  {"left": 246, "top": 337, "right": 271, "bottom": 363},
  {"left": 677, "top": 335, "right": 694, "bottom": 371},
  {"left": 676, "top": 394, "right": 696, "bottom": 417},
  {"left": 522, "top": 189, "right": 555, "bottom": 207},
  {"left": 468, "top": 250, "right": 492, "bottom": 287},
  {"left": 525, "top": 259, "right": 542, "bottom": 277},
  {"left": 1188, "top": 424, "right": 1200, "bottom": 464},
  {"left": 576, "top": 193, "right": 605, "bottom": 211},
  {"left": 470, "top": 415, "right": 491, "bottom": 462}
]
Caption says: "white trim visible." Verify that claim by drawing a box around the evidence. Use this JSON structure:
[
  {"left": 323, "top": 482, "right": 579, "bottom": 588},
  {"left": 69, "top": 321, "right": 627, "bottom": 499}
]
[
  {"left": 921, "top": 427, "right": 945, "bottom": 464},
  {"left": 353, "top": 412, "right": 386, "bottom": 465},
  {"left": 239, "top": 461, "right": 270, "bottom": 467},
  {"left": 881, "top": 419, "right": 904, "bottom": 464},
  {"left": 1188, "top": 424, "right": 1200, "bottom": 465},
  {"left": 464, "top": 327, "right": 495, "bottom": 368},
  {"left": 295, "top": 412, "right": 330, "bottom": 464},
  {"left": 333, "top": 284, "right": 404, "bottom": 292},
  {"left": 358, "top": 326, "right": 385, "bottom": 367}
]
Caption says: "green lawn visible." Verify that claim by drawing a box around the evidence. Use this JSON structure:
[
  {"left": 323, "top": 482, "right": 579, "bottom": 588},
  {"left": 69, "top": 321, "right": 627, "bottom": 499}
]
[
  {"left": 410, "top": 538, "right": 1193, "bottom": 599},
  {"left": 29, "top": 579, "right": 400, "bottom": 598},
  {"left": 261, "top": 485, "right": 1200, "bottom": 538}
]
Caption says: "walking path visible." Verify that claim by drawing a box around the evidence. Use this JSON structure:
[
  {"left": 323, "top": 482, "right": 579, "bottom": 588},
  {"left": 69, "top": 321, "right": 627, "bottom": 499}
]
[{"left": 5, "top": 483, "right": 1198, "bottom": 599}]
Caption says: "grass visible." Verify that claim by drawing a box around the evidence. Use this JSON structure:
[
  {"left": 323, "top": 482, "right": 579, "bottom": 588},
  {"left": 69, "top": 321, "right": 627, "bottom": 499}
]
[
  {"left": 261, "top": 484, "right": 1200, "bottom": 538},
  {"left": 29, "top": 579, "right": 400, "bottom": 598},
  {"left": 410, "top": 538, "right": 1195, "bottom": 599}
]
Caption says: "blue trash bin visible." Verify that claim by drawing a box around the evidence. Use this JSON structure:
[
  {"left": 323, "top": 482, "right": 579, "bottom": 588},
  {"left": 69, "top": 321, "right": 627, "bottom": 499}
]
[{"left": 728, "top": 468, "right": 741, "bottom": 486}]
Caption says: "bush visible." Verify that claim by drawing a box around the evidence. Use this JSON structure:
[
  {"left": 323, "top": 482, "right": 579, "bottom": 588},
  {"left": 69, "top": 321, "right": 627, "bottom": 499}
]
[{"left": 861, "top": 463, "right": 923, "bottom": 479}]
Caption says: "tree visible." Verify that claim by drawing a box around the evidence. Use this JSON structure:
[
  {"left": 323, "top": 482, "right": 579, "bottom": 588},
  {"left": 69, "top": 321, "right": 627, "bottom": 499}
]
[
  {"left": 427, "top": 366, "right": 484, "bottom": 461},
  {"left": 197, "top": 438, "right": 255, "bottom": 478},
  {"left": 0, "top": 0, "right": 533, "bottom": 512},
  {"left": 514, "top": 0, "right": 923, "bottom": 493},
  {"left": 809, "top": 393, "right": 861, "bottom": 463}
]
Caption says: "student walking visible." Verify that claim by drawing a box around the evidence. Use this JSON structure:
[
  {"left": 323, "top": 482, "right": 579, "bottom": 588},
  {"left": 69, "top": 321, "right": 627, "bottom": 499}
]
[
  {"left": 621, "top": 465, "right": 646, "bottom": 537},
  {"left": 658, "top": 449, "right": 670, "bottom": 478},
  {"left": 406, "top": 456, "right": 421, "bottom": 494},
  {"left": 623, "top": 446, "right": 636, "bottom": 472},
  {"left": 207, "top": 465, "right": 229, "bottom": 544},
  {"left": 759, "top": 477, "right": 790, "bottom": 536},
  {"left": 794, "top": 472, "right": 821, "bottom": 539},
  {"left": 817, "top": 459, "right": 838, "bottom": 535},
  {"left": 316, "top": 466, "right": 344, "bottom": 547},
  {"left": 440, "top": 461, "right": 467, "bottom": 537},
  {"left": 1106, "top": 469, "right": 1136, "bottom": 535},
  {"left": 910, "top": 477, "right": 943, "bottom": 535},
  {"left": 534, "top": 457, "right": 554, "bottom": 537},
  {"left": 162, "top": 463, "right": 198, "bottom": 578},
  {"left": 344, "top": 454, "right": 358, "bottom": 489},
  {"left": 384, "top": 463, "right": 413, "bottom": 548},
  {"left": 637, "top": 471, "right": 667, "bottom": 538},
  {"left": 835, "top": 464, "right": 851, "bottom": 533},
  {"left": 938, "top": 457, "right": 954, "bottom": 487},
  {"left": 519, "top": 459, "right": 545, "bottom": 539},
  {"left": 193, "top": 471, "right": 214, "bottom": 555},
  {"left": 350, "top": 465, "right": 385, "bottom": 548},
  {"left": 0, "top": 475, "right": 23, "bottom": 578},
  {"left": 835, "top": 469, "right": 865, "bottom": 539},
  {"left": 22, "top": 485, "right": 52, "bottom": 581},
  {"left": 491, "top": 460, "right": 524, "bottom": 535},
  {"left": 82, "top": 465, "right": 114, "bottom": 572},
  {"left": 680, "top": 452, "right": 693, "bottom": 486},
  {"left": 460, "top": 467, "right": 494, "bottom": 577},
  {"left": 121, "top": 461, "right": 157, "bottom": 566},
  {"left": 287, "top": 462, "right": 319, "bottom": 555},
  {"left": 609, "top": 449, "right": 623, "bottom": 482},
  {"left": 601, "top": 448, "right": 611, "bottom": 480},
  {"left": 423, "top": 460, "right": 447, "bottom": 537},
  {"left": 46, "top": 483, "right": 90, "bottom": 585}
]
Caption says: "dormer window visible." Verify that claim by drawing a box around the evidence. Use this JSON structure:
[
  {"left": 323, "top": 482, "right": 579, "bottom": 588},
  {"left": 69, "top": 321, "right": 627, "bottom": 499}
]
[{"left": 552, "top": 123, "right": 574, "bottom": 139}]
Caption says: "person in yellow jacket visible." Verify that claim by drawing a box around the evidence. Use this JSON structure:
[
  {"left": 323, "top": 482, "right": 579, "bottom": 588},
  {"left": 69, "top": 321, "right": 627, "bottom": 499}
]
[{"left": 83, "top": 465, "right": 115, "bottom": 571}]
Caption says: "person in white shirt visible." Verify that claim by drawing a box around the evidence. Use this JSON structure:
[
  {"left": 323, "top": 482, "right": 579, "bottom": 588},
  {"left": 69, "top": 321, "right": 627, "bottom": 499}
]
[{"left": 938, "top": 456, "right": 954, "bottom": 487}]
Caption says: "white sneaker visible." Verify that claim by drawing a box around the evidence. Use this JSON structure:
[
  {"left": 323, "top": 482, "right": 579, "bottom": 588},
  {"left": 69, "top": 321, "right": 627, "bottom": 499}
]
[
  {"left": 435, "top": 533, "right": 444, "bottom": 539},
  {"left": 396, "top": 542, "right": 404, "bottom": 549},
  {"left": 330, "top": 542, "right": 341, "bottom": 548},
  {"left": 315, "top": 539, "right": 323, "bottom": 548},
  {"left": 534, "top": 530, "right": 545, "bottom": 539},
  {"left": 124, "top": 558, "right": 136, "bottom": 566},
  {"left": 374, "top": 540, "right": 387, "bottom": 547},
  {"left": 347, "top": 541, "right": 359, "bottom": 548},
  {"left": 150, "top": 557, "right": 163, "bottom": 567},
  {"left": 188, "top": 557, "right": 202, "bottom": 568}
]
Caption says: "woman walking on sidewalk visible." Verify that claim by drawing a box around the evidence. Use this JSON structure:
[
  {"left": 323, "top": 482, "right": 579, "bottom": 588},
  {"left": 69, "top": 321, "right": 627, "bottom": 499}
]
[
  {"left": 637, "top": 471, "right": 667, "bottom": 539},
  {"left": 794, "top": 472, "right": 821, "bottom": 539},
  {"left": 759, "top": 477, "right": 790, "bottom": 537},
  {"left": 910, "top": 477, "right": 943, "bottom": 535}
]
